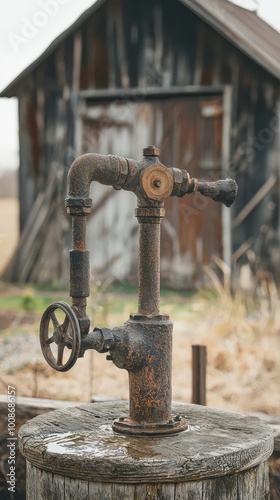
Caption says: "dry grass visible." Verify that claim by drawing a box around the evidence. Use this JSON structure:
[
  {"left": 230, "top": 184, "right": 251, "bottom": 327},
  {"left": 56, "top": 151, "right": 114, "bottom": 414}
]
[
  {"left": 1, "top": 283, "right": 279, "bottom": 416},
  {"left": 173, "top": 289, "right": 280, "bottom": 415}
]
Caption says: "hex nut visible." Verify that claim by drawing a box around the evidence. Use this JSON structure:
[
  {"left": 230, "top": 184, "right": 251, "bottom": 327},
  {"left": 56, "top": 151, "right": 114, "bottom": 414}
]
[
  {"left": 143, "top": 145, "right": 161, "bottom": 157},
  {"left": 171, "top": 168, "right": 183, "bottom": 196},
  {"left": 77, "top": 316, "right": 90, "bottom": 337}
]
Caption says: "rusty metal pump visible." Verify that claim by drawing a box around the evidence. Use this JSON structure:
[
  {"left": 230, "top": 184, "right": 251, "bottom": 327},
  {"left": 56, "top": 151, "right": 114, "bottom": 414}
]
[{"left": 40, "top": 146, "right": 237, "bottom": 436}]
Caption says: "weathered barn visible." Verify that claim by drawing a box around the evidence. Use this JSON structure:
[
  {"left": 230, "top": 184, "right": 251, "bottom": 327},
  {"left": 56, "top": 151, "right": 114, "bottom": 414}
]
[{"left": 1, "top": 0, "right": 280, "bottom": 287}]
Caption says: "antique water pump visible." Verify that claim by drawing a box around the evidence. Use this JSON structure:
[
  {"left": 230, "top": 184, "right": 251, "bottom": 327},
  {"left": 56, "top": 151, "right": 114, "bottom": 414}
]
[{"left": 39, "top": 146, "right": 237, "bottom": 436}]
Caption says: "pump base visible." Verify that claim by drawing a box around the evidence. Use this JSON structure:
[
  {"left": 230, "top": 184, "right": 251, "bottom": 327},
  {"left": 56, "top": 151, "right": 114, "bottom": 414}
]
[
  {"left": 112, "top": 415, "right": 188, "bottom": 436},
  {"left": 19, "top": 401, "right": 273, "bottom": 500}
]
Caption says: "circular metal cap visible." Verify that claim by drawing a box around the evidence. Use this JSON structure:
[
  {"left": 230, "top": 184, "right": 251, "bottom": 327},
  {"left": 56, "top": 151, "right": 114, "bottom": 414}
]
[{"left": 141, "top": 163, "right": 173, "bottom": 201}]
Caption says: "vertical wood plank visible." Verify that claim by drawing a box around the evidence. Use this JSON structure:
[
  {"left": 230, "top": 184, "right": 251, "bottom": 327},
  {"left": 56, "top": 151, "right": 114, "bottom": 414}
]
[
  {"left": 26, "top": 462, "right": 39, "bottom": 500},
  {"left": 210, "top": 473, "right": 238, "bottom": 500},
  {"left": 50, "top": 472, "right": 65, "bottom": 500},
  {"left": 40, "top": 468, "right": 56, "bottom": 500},
  {"left": 72, "top": 31, "right": 83, "bottom": 91},
  {"left": 221, "top": 85, "right": 233, "bottom": 270},
  {"left": 134, "top": 484, "right": 157, "bottom": 500},
  {"left": 237, "top": 462, "right": 270, "bottom": 499},
  {"left": 134, "top": 483, "right": 175, "bottom": 500},
  {"left": 64, "top": 475, "right": 89, "bottom": 500},
  {"left": 88, "top": 482, "right": 112, "bottom": 499},
  {"left": 27, "top": 465, "right": 67, "bottom": 500},
  {"left": 176, "top": 481, "right": 203, "bottom": 499},
  {"left": 237, "top": 467, "right": 256, "bottom": 499},
  {"left": 111, "top": 483, "right": 135, "bottom": 499},
  {"left": 160, "top": 483, "right": 176, "bottom": 499}
]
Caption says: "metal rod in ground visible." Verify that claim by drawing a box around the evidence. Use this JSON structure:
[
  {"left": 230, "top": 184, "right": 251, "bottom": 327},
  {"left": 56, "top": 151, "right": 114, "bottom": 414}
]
[{"left": 192, "top": 345, "right": 207, "bottom": 405}]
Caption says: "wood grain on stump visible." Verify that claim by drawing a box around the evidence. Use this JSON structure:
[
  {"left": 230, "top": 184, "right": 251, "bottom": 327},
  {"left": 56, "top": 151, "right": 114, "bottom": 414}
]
[{"left": 19, "top": 401, "right": 273, "bottom": 499}]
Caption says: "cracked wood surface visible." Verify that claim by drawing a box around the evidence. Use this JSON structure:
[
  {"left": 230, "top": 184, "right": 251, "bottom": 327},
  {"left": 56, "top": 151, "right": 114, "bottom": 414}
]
[{"left": 19, "top": 401, "right": 273, "bottom": 484}]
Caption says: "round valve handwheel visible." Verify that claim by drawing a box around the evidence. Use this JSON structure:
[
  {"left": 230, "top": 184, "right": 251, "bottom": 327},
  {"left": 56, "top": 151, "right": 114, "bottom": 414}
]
[{"left": 40, "top": 302, "right": 81, "bottom": 372}]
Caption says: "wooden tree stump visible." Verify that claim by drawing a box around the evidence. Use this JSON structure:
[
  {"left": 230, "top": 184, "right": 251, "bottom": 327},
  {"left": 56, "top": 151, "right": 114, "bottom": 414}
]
[{"left": 19, "top": 401, "right": 273, "bottom": 499}]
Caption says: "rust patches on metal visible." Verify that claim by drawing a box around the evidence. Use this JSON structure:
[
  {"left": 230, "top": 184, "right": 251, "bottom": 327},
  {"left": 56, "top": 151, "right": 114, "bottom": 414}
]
[
  {"left": 143, "top": 145, "right": 161, "bottom": 157},
  {"left": 141, "top": 163, "right": 173, "bottom": 201},
  {"left": 192, "top": 345, "right": 207, "bottom": 406},
  {"left": 40, "top": 301, "right": 81, "bottom": 372},
  {"left": 39, "top": 145, "right": 237, "bottom": 436}
]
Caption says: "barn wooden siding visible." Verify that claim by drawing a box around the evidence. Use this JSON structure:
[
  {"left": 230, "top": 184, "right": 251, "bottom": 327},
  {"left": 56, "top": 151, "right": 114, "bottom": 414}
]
[{"left": 4, "top": 0, "right": 280, "bottom": 286}]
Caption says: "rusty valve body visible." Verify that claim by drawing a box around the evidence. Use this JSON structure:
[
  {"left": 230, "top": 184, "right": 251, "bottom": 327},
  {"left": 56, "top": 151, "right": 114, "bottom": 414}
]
[{"left": 40, "top": 146, "right": 237, "bottom": 435}]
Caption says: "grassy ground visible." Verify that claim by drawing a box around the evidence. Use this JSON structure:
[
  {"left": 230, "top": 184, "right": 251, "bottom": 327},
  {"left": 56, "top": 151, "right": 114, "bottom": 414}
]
[{"left": 0, "top": 280, "right": 214, "bottom": 330}]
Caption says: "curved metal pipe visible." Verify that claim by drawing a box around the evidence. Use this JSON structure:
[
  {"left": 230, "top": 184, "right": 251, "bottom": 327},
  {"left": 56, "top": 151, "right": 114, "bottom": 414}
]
[
  {"left": 65, "top": 153, "right": 138, "bottom": 334},
  {"left": 64, "top": 151, "right": 237, "bottom": 334},
  {"left": 66, "top": 153, "right": 135, "bottom": 202}
]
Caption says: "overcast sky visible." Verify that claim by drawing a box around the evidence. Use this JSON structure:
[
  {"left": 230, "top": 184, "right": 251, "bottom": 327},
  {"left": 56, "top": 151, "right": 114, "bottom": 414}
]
[
  {"left": 0, "top": 0, "right": 279, "bottom": 172},
  {"left": 0, "top": 0, "right": 95, "bottom": 171}
]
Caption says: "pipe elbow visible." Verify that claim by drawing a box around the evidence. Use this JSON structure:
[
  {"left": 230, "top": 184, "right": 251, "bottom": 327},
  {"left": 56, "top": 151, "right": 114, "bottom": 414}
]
[
  {"left": 67, "top": 154, "right": 95, "bottom": 200},
  {"left": 66, "top": 153, "right": 136, "bottom": 211}
]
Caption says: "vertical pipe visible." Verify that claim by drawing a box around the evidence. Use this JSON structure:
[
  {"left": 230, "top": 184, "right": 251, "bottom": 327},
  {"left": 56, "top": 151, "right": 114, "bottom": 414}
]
[
  {"left": 137, "top": 220, "right": 161, "bottom": 316},
  {"left": 128, "top": 321, "right": 173, "bottom": 425},
  {"left": 70, "top": 214, "right": 90, "bottom": 323},
  {"left": 192, "top": 345, "right": 207, "bottom": 405},
  {"left": 72, "top": 215, "right": 87, "bottom": 250}
]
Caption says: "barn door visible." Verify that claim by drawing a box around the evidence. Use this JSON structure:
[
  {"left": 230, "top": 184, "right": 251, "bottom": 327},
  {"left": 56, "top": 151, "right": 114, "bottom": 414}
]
[
  {"left": 79, "top": 94, "right": 224, "bottom": 286},
  {"left": 159, "top": 96, "right": 223, "bottom": 286}
]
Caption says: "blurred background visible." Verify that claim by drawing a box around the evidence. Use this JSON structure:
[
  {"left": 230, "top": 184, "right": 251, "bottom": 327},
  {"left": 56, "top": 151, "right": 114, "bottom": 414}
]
[
  {"left": 0, "top": 1, "right": 280, "bottom": 496},
  {"left": 0, "top": 0, "right": 279, "bottom": 412},
  {"left": 0, "top": 0, "right": 280, "bottom": 398}
]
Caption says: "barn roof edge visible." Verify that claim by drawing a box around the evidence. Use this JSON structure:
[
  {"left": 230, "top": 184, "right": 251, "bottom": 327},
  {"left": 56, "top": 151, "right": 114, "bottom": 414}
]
[{"left": 1, "top": 0, "right": 280, "bottom": 97}]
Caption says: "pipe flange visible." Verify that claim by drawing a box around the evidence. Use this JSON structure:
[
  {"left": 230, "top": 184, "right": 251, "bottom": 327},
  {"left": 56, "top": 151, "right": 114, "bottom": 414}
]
[
  {"left": 135, "top": 207, "right": 165, "bottom": 219},
  {"left": 112, "top": 415, "right": 188, "bottom": 436},
  {"left": 129, "top": 313, "right": 170, "bottom": 321},
  {"left": 65, "top": 197, "right": 92, "bottom": 215},
  {"left": 113, "top": 157, "right": 129, "bottom": 191},
  {"left": 65, "top": 197, "right": 92, "bottom": 208}
]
